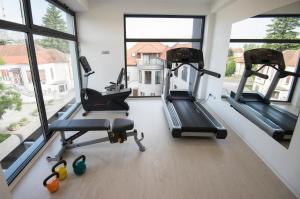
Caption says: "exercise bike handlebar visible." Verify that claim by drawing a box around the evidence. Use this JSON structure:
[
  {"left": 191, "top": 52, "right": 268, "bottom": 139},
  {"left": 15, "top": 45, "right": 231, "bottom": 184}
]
[
  {"left": 202, "top": 69, "right": 221, "bottom": 78},
  {"left": 84, "top": 71, "right": 95, "bottom": 77}
]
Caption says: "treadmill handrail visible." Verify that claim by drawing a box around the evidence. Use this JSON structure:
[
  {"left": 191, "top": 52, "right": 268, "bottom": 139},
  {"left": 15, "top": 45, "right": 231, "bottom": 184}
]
[{"left": 170, "top": 63, "right": 221, "bottom": 78}]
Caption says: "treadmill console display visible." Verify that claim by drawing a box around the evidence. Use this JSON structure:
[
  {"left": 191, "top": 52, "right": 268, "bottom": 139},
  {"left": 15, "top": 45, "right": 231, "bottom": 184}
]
[
  {"left": 244, "top": 48, "right": 285, "bottom": 70},
  {"left": 167, "top": 48, "right": 203, "bottom": 64}
]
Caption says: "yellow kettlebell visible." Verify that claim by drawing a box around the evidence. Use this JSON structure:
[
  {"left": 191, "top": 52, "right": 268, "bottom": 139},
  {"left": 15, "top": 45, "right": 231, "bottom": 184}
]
[{"left": 52, "top": 160, "right": 67, "bottom": 181}]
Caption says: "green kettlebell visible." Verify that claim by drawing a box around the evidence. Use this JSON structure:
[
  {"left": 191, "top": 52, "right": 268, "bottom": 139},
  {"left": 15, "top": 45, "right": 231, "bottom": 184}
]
[{"left": 73, "top": 155, "right": 86, "bottom": 176}]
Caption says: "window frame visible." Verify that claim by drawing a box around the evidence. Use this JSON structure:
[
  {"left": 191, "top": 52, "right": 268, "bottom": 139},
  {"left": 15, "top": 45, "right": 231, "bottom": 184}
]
[
  {"left": 229, "top": 14, "right": 300, "bottom": 103},
  {"left": 0, "top": 0, "right": 81, "bottom": 184},
  {"left": 124, "top": 14, "right": 205, "bottom": 98}
]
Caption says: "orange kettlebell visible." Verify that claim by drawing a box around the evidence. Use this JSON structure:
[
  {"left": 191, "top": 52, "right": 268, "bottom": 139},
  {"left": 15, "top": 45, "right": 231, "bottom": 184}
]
[{"left": 43, "top": 172, "right": 59, "bottom": 193}]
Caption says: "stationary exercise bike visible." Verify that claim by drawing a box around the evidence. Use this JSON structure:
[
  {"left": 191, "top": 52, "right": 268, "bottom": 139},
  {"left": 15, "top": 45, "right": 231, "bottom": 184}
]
[
  {"left": 79, "top": 56, "right": 131, "bottom": 117},
  {"left": 104, "top": 68, "right": 125, "bottom": 92}
]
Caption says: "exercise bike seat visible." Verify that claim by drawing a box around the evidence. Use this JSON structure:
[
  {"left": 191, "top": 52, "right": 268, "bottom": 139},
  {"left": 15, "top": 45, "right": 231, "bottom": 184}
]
[{"left": 112, "top": 118, "right": 134, "bottom": 132}]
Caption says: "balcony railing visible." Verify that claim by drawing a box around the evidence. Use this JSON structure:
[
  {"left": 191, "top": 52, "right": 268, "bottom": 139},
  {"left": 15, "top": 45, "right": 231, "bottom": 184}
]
[{"left": 137, "top": 58, "right": 165, "bottom": 66}]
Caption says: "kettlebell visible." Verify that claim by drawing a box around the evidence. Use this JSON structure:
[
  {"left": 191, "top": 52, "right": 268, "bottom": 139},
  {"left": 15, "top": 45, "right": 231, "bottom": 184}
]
[
  {"left": 43, "top": 172, "right": 59, "bottom": 193},
  {"left": 73, "top": 155, "right": 86, "bottom": 176},
  {"left": 52, "top": 160, "right": 67, "bottom": 181}
]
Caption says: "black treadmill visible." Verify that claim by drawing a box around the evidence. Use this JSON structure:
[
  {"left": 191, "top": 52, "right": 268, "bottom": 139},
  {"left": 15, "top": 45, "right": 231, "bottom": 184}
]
[
  {"left": 227, "top": 48, "right": 300, "bottom": 140},
  {"left": 162, "top": 48, "right": 227, "bottom": 139}
]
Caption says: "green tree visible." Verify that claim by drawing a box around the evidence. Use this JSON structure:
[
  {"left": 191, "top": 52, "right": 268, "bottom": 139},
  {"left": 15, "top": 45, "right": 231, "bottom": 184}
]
[
  {"left": 225, "top": 57, "right": 236, "bottom": 77},
  {"left": 228, "top": 48, "right": 234, "bottom": 57},
  {"left": 243, "top": 44, "right": 260, "bottom": 51},
  {"left": 263, "top": 17, "right": 300, "bottom": 51},
  {"left": 0, "top": 83, "right": 22, "bottom": 119},
  {"left": 38, "top": 5, "right": 68, "bottom": 53},
  {"left": 0, "top": 57, "right": 5, "bottom": 65}
]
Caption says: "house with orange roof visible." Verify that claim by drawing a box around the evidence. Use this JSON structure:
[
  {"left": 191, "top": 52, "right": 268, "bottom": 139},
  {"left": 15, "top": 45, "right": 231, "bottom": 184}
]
[
  {"left": 126, "top": 42, "right": 168, "bottom": 96},
  {"left": 252, "top": 50, "right": 300, "bottom": 101},
  {"left": 0, "top": 44, "right": 74, "bottom": 102},
  {"left": 126, "top": 42, "right": 193, "bottom": 96}
]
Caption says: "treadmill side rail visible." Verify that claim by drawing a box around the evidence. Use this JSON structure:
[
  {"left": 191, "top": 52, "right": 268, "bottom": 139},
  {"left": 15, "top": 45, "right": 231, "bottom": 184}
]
[
  {"left": 195, "top": 102, "right": 227, "bottom": 139},
  {"left": 162, "top": 96, "right": 182, "bottom": 137},
  {"left": 227, "top": 96, "right": 285, "bottom": 140}
]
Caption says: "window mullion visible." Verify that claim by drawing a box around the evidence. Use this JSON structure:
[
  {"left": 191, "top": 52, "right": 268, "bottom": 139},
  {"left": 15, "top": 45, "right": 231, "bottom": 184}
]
[
  {"left": 26, "top": 33, "right": 49, "bottom": 138},
  {"left": 22, "top": 0, "right": 33, "bottom": 29}
]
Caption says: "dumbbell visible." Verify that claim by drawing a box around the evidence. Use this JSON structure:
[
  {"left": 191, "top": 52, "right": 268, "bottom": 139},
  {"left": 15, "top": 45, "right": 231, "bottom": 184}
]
[
  {"left": 43, "top": 172, "right": 60, "bottom": 193},
  {"left": 73, "top": 155, "right": 87, "bottom": 176},
  {"left": 52, "top": 160, "right": 67, "bottom": 181}
]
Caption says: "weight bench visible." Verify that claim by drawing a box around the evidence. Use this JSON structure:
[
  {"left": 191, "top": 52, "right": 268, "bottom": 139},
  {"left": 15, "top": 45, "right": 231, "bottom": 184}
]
[{"left": 47, "top": 118, "right": 145, "bottom": 161}]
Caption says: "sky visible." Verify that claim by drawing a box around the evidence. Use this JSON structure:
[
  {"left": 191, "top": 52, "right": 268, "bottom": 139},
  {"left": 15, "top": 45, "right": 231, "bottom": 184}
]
[
  {"left": 0, "top": 1, "right": 299, "bottom": 47},
  {"left": 126, "top": 17, "right": 300, "bottom": 49},
  {"left": 0, "top": 0, "right": 71, "bottom": 40},
  {"left": 126, "top": 18, "right": 195, "bottom": 39}
]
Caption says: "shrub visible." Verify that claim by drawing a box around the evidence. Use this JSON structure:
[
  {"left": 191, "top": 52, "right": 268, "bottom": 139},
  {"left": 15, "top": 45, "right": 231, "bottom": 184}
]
[
  {"left": 225, "top": 57, "right": 236, "bottom": 77},
  {"left": 47, "top": 99, "right": 54, "bottom": 105},
  {"left": 7, "top": 122, "right": 20, "bottom": 131},
  {"left": 19, "top": 117, "right": 29, "bottom": 126},
  {"left": 31, "top": 109, "right": 38, "bottom": 116},
  {"left": 0, "top": 133, "right": 11, "bottom": 143}
]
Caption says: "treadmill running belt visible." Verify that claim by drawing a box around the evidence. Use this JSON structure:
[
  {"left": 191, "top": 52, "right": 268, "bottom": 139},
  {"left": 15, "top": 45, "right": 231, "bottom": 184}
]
[
  {"left": 245, "top": 101, "right": 297, "bottom": 134},
  {"left": 172, "top": 100, "right": 216, "bottom": 132}
]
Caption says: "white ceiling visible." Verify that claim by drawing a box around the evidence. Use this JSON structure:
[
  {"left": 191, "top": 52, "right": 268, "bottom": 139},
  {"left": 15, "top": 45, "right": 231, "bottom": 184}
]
[
  {"left": 60, "top": 0, "right": 235, "bottom": 12},
  {"left": 88, "top": 0, "right": 216, "bottom": 3}
]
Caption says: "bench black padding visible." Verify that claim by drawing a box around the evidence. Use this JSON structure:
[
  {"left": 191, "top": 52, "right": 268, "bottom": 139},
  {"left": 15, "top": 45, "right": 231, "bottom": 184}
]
[
  {"left": 49, "top": 119, "right": 110, "bottom": 132},
  {"left": 112, "top": 118, "right": 134, "bottom": 132}
]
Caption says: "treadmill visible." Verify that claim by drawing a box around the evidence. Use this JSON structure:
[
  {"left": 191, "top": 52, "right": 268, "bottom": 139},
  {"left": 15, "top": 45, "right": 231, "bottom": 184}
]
[
  {"left": 227, "top": 48, "right": 300, "bottom": 140},
  {"left": 162, "top": 48, "right": 227, "bottom": 139}
]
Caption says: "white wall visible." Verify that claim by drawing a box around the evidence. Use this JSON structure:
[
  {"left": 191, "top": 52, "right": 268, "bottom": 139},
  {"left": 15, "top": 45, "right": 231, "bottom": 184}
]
[
  {"left": 0, "top": 170, "right": 11, "bottom": 199},
  {"left": 77, "top": 0, "right": 300, "bottom": 196},
  {"left": 204, "top": 0, "right": 300, "bottom": 197},
  {"left": 77, "top": 0, "right": 211, "bottom": 91}
]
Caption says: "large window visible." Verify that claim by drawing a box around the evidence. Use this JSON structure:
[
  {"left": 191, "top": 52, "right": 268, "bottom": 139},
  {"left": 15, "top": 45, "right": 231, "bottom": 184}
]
[
  {"left": 124, "top": 15, "right": 205, "bottom": 97},
  {"left": 0, "top": 0, "right": 80, "bottom": 184},
  {"left": 223, "top": 15, "right": 300, "bottom": 102}
]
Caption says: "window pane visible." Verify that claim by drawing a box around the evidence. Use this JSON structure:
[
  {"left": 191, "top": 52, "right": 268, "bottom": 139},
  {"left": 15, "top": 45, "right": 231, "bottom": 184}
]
[
  {"left": 0, "top": 0, "right": 24, "bottom": 24},
  {"left": 223, "top": 43, "right": 300, "bottom": 102},
  {"left": 181, "top": 66, "right": 188, "bottom": 81},
  {"left": 31, "top": 0, "right": 74, "bottom": 34},
  {"left": 126, "top": 17, "right": 203, "bottom": 39},
  {"left": 126, "top": 42, "right": 200, "bottom": 96},
  {"left": 0, "top": 30, "right": 43, "bottom": 173},
  {"left": 155, "top": 71, "right": 161, "bottom": 84},
  {"left": 231, "top": 17, "right": 300, "bottom": 39},
  {"left": 33, "top": 35, "right": 79, "bottom": 122},
  {"left": 144, "top": 71, "right": 151, "bottom": 84}
]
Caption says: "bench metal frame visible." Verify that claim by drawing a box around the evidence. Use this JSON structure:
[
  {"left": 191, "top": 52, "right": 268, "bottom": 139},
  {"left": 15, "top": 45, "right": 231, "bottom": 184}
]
[{"left": 47, "top": 129, "right": 145, "bottom": 162}]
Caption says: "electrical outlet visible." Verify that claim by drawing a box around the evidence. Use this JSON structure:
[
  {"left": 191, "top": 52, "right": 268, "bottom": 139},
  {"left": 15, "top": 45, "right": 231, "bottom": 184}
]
[{"left": 101, "top": 50, "right": 110, "bottom": 55}]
